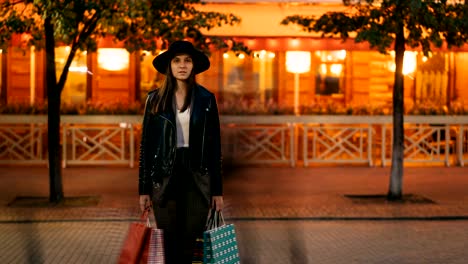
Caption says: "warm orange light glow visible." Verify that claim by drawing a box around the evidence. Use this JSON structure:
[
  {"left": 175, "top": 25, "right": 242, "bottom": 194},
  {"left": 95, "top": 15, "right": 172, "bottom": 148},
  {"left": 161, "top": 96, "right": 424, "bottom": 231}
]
[
  {"left": 290, "top": 39, "right": 300, "bottom": 48},
  {"left": 330, "top": 64, "right": 343, "bottom": 76},
  {"left": 69, "top": 66, "right": 88, "bottom": 73},
  {"left": 286, "top": 51, "right": 311, "bottom": 115},
  {"left": 389, "top": 51, "right": 417, "bottom": 75},
  {"left": 253, "top": 50, "right": 275, "bottom": 60},
  {"left": 246, "top": 39, "right": 256, "bottom": 48},
  {"left": 98, "top": 48, "right": 129, "bottom": 71},
  {"left": 315, "top": 50, "right": 347, "bottom": 62},
  {"left": 259, "top": 50, "right": 266, "bottom": 59},
  {"left": 336, "top": 50, "right": 347, "bottom": 60},
  {"left": 320, "top": 64, "right": 327, "bottom": 75},
  {"left": 266, "top": 39, "right": 279, "bottom": 49},
  {"left": 286, "top": 51, "right": 311, "bottom": 74}
]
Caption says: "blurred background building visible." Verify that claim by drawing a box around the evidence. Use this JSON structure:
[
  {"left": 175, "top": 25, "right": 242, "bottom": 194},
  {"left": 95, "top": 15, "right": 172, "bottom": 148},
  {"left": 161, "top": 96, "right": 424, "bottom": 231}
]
[{"left": 1, "top": 0, "right": 468, "bottom": 112}]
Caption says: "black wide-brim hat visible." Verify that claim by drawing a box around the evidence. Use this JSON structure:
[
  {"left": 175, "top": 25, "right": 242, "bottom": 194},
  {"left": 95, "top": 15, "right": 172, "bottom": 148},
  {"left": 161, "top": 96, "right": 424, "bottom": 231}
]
[{"left": 152, "top": 40, "right": 210, "bottom": 75}]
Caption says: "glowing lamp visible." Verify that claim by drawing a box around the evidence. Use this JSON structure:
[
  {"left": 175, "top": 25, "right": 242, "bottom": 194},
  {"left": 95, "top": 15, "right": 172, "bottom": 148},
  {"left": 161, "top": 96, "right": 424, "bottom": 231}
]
[
  {"left": 286, "top": 51, "right": 311, "bottom": 115},
  {"left": 98, "top": 48, "right": 129, "bottom": 71},
  {"left": 286, "top": 51, "right": 311, "bottom": 74}
]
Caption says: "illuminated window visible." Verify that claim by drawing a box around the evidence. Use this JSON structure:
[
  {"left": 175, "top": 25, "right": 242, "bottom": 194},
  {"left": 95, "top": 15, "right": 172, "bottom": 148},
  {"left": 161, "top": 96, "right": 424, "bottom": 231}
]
[
  {"left": 140, "top": 50, "right": 164, "bottom": 102},
  {"left": 0, "top": 49, "right": 2, "bottom": 100},
  {"left": 414, "top": 52, "right": 448, "bottom": 105},
  {"left": 388, "top": 51, "right": 417, "bottom": 75},
  {"left": 314, "top": 50, "right": 346, "bottom": 95},
  {"left": 455, "top": 52, "right": 468, "bottom": 105},
  {"left": 222, "top": 51, "right": 246, "bottom": 101},
  {"left": 222, "top": 50, "right": 276, "bottom": 103},
  {"left": 252, "top": 50, "right": 276, "bottom": 103},
  {"left": 55, "top": 47, "right": 87, "bottom": 104}
]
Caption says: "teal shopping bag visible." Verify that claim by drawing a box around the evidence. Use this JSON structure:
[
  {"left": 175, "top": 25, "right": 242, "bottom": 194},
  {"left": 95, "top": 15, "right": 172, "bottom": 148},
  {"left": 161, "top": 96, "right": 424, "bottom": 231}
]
[{"left": 203, "top": 210, "right": 240, "bottom": 264}]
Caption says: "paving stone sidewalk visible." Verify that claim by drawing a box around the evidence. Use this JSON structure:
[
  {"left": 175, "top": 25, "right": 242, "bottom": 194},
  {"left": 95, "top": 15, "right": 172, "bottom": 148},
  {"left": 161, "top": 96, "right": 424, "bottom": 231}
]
[
  {"left": 222, "top": 166, "right": 468, "bottom": 220},
  {"left": 1, "top": 166, "right": 468, "bottom": 264},
  {"left": 0, "top": 166, "right": 467, "bottom": 220}
]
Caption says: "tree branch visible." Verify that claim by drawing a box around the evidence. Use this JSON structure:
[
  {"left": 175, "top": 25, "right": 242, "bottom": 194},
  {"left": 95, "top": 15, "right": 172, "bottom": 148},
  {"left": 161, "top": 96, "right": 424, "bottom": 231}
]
[
  {"left": 7, "top": 0, "right": 27, "bottom": 6},
  {"left": 57, "top": 12, "right": 100, "bottom": 91}
]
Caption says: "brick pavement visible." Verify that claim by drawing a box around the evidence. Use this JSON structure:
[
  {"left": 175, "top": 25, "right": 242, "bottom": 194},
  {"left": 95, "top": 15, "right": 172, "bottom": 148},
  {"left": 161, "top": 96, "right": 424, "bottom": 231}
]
[
  {"left": 0, "top": 221, "right": 129, "bottom": 264},
  {"left": 1, "top": 166, "right": 468, "bottom": 220},
  {"left": 223, "top": 166, "right": 468, "bottom": 219},
  {"left": 1, "top": 166, "right": 468, "bottom": 263},
  {"left": 1, "top": 220, "right": 468, "bottom": 264},
  {"left": 234, "top": 220, "right": 468, "bottom": 264}
]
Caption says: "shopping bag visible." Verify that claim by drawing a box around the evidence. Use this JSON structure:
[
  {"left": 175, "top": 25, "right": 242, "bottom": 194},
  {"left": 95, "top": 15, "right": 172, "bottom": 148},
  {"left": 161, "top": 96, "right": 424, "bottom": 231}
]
[
  {"left": 203, "top": 210, "right": 240, "bottom": 264},
  {"left": 118, "top": 211, "right": 151, "bottom": 264},
  {"left": 147, "top": 225, "right": 165, "bottom": 264}
]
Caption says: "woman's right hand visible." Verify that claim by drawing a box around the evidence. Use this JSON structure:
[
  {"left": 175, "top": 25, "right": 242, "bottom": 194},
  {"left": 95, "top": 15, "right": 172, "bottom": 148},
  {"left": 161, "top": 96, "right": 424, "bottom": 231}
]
[{"left": 139, "top": 195, "right": 152, "bottom": 212}]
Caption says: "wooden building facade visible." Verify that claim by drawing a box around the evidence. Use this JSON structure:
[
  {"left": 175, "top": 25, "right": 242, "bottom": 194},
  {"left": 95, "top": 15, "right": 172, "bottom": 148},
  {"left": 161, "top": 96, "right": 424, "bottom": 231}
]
[{"left": 1, "top": 1, "right": 468, "bottom": 111}]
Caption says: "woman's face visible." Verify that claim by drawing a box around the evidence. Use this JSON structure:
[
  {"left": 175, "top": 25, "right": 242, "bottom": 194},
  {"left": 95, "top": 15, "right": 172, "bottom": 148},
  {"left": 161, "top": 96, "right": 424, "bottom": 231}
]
[{"left": 170, "top": 54, "right": 193, "bottom": 81}]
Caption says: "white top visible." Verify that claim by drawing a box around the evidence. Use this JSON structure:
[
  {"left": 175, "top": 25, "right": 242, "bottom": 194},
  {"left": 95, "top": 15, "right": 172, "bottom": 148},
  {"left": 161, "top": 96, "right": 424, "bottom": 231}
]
[{"left": 175, "top": 107, "right": 190, "bottom": 148}]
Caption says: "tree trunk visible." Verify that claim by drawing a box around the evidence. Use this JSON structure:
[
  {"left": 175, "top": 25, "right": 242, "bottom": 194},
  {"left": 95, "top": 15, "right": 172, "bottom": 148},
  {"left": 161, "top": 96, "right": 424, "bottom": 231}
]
[
  {"left": 388, "top": 20, "right": 406, "bottom": 200},
  {"left": 45, "top": 16, "right": 64, "bottom": 203}
]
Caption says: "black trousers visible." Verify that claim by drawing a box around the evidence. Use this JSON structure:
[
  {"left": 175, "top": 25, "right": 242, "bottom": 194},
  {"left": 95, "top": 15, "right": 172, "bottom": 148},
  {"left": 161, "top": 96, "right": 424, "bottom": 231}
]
[{"left": 152, "top": 147, "right": 209, "bottom": 264}]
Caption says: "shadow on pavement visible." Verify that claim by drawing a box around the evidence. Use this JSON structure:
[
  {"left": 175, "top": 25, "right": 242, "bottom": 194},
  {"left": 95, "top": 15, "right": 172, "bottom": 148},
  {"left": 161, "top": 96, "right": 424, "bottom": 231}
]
[{"left": 17, "top": 209, "right": 44, "bottom": 263}]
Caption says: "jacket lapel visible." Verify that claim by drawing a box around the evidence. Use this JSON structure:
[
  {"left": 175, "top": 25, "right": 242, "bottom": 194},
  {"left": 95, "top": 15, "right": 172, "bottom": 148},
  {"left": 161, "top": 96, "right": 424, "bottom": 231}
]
[
  {"left": 159, "top": 106, "right": 176, "bottom": 127},
  {"left": 190, "top": 85, "right": 204, "bottom": 129}
]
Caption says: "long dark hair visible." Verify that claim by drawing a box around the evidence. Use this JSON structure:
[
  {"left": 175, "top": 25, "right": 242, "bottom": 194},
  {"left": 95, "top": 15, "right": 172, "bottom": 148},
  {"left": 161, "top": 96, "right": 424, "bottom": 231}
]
[{"left": 150, "top": 57, "right": 197, "bottom": 114}]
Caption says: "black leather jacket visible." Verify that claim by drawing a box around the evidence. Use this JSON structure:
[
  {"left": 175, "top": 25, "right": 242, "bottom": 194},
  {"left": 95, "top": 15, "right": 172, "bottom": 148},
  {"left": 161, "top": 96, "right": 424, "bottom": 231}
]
[{"left": 138, "top": 85, "right": 222, "bottom": 205}]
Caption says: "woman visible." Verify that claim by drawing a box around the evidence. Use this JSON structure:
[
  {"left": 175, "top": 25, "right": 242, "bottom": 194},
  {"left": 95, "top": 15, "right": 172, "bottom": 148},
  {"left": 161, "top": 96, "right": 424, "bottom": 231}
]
[{"left": 138, "top": 40, "right": 223, "bottom": 263}]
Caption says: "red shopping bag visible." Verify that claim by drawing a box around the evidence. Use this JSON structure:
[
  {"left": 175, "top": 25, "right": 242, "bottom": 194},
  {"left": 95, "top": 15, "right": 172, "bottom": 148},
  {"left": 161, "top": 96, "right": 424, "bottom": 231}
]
[{"left": 118, "top": 212, "right": 151, "bottom": 264}]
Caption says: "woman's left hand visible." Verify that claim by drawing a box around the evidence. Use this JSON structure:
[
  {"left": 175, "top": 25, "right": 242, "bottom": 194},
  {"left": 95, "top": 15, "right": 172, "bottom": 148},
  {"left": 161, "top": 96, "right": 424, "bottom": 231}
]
[{"left": 211, "top": 196, "right": 224, "bottom": 211}]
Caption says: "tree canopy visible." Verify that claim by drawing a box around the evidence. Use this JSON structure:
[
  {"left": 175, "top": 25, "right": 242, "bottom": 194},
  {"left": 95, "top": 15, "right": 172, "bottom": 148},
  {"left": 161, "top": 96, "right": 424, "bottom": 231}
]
[
  {"left": 282, "top": 0, "right": 468, "bottom": 55},
  {"left": 0, "top": 0, "right": 248, "bottom": 96},
  {"left": 0, "top": 0, "right": 246, "bottom": 53}
]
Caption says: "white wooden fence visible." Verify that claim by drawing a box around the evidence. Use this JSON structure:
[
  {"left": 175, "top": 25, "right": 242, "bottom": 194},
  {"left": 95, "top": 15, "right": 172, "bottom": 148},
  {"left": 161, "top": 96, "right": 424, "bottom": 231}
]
[{"left": 1, "top": 115, "right": 468, "bottom": 167}]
